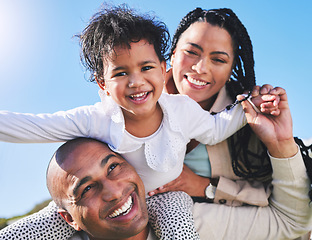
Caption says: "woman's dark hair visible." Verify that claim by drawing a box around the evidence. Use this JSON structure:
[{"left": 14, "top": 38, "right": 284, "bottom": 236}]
[
  {"left": 171, "top": 8, "right": 312, "bottom": 200},
  {"left": 77, "top": 4, "right": 170, "bottom": 82},
  {"left": 170, "top": 8, "right": 255, "bottom": 100}
]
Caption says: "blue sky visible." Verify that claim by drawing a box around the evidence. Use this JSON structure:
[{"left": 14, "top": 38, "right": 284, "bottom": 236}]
[{"left": 0, "top": 0, "right": 311, "bottom": 218}]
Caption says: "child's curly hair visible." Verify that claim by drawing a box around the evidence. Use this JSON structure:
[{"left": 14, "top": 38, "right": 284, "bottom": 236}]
[{"left": 77, "top": 4, "right": 170, "bottom": 82}]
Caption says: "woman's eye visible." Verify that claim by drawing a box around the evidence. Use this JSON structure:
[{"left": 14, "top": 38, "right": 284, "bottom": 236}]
[
  {"left": 213, "top": 58, "right": 226, "bottom": 64},
  {"left": 185, "top": 50, "right": 198, "bottom": 56},
  {"left": 142, "top": 66, "right": 153, "bottom": 71}
]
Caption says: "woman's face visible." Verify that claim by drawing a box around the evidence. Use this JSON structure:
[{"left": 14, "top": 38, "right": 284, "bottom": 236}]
[{"left": 171, "top": 22, "right": 235, "bottom": 110}]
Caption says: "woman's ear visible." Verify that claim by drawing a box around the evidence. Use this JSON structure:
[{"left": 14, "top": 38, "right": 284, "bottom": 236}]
[
  {"left": 58, "top": 209, "right": 82, "bottom": 231},
  {"left": 95, "top": 73, "right": 105, "bottom": 90},
  {"left": 170, "top": 50, "right": 176, "bottom": 66},
  {"left": 160, "top": 61, "right": 167, "bottom": 78}
]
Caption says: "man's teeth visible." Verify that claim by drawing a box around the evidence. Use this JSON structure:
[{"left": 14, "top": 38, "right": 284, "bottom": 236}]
[
  {"left": 108, "top": 196, "right": 133, "bottom": 218},
  {"left": 188, "top": 77, "right": 208, "bottom": 86},
  {"left": 130, "top": 92, "right": 147, "bottom": 98}
]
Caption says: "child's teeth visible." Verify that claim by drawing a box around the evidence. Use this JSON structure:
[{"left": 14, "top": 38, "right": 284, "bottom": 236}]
[{"left": 131, "top": 92, "right": 146, "bottom": 98}]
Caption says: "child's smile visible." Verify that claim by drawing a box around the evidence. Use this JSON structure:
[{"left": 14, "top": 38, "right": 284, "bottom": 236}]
[{"left": 101, "top": 39, "right": 166, "bottom": 121}]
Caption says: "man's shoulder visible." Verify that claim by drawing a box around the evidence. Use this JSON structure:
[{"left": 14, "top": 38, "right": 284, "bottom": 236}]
[{"left": 68, "top": 231, "right": 89, "bottom": 240}]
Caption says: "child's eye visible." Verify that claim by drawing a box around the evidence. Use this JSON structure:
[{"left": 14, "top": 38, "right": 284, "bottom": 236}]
[
  {"left": 142, "top": 66, "right": 153, "bottom": 71},
  {"left": 114, "top": 72, "right": 127, "bottom": 77}
]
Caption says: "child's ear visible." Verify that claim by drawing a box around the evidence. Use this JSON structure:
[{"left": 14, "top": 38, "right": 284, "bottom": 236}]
[
  {"left": 95, "top": 73, "right": 105, "bottom": 90},
  {"left": 58, "top": 209, "right": 82, "bottom": 231}
]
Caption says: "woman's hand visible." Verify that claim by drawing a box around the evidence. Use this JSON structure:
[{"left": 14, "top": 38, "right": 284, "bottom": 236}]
[
  {"left": 148, "top": 164, "right": 210, "bottom": 197},
  {"left": 239, "top": 84, "right": 297, "bottom": 158}
]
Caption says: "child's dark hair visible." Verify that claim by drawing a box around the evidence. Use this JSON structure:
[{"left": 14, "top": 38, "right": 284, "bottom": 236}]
[
  {"left": 170, "top": 8, "right": 255, "bottom": 100},
  {"left": 77, "top": 4, "right": 170, "bottom": 82}
]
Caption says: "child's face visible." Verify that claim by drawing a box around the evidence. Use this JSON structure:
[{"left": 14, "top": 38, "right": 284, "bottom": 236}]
[{"left": 99, "top": 40, "right": 166, "bottom": 120}]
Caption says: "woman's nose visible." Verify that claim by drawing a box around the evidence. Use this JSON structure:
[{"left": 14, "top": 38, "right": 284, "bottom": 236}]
[{"left": 192, "top": 58, "right": 208, "bottom": 74}]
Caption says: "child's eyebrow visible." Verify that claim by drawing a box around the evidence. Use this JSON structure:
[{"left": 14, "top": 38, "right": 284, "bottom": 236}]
[
  {"left": 140, "top": 60, "right": 158, "bottom": 65},
  {"left": 112, "top": 66, "right": 126, "bottom": 72},
  {"left": 112, "top": 60, "right": 158, "bottom": 72}
]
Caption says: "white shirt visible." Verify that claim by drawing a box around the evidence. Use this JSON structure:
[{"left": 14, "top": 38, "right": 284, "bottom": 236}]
[{"left": 0, "top": 91, "right": 246, "bottom": 192}]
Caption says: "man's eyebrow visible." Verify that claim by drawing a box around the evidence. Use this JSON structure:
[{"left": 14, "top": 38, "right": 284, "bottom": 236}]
[
  {"left": 100, "top": 153, "right": 116, "bottom": 167},
  {"left": 72, "top": 154, "right": 116, "bottom": 197},
  {"left": 73, "top": 176, "right": 91, "bottom": 197}
]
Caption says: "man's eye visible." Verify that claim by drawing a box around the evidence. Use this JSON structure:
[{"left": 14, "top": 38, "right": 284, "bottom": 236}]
[
  {"left": 81, "top": 185, "right": 92, "bottom": 197},
  {"left": 142, "top": 66, "right": 153, "bottom": 71},
  {"left": 108, "top": 163, "right": 119, "bottom": 174}
]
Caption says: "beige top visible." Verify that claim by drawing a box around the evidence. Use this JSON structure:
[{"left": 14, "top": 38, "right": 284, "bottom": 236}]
[{"left": 206, "top": 86, "right": 270, "bottom": 206}]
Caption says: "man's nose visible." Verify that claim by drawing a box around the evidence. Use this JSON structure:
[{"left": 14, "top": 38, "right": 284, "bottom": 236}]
[{"left": 101, "top": 179, "right": 123, "bottom": 202}]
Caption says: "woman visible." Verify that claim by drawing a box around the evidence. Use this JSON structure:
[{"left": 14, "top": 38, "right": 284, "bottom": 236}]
[{"left": 150, "top": 7, "right": 312, "bottom": 207}]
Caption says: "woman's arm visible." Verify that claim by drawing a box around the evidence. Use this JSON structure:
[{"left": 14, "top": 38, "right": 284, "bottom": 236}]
[{"left": 194, "top": 148, "right": 312, "bottom": 239}]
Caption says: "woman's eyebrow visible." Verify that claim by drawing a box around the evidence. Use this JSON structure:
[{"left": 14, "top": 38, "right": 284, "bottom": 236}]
[
  {"left": 187, "top": 42, "right": 204, "bottom": 52},
  {"left": 210, "top": 51, "right": 230, "bottom": 57}
]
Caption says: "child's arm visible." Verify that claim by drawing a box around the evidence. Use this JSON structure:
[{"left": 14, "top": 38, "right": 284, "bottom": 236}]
[
  {"left": 0, "top": 104, "right": 109, "bottom": 143},
  {"left": 187, "top": 86, "right": 279, "bottom": 146}
]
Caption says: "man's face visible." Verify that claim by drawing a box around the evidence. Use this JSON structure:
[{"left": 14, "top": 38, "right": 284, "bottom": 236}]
[{"left": 58, "top": 140, "right": 148, "bottom": 239}]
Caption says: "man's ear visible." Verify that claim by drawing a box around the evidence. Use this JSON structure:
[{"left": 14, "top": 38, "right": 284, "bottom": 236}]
[
  {"left": 95, "top": 73, "right": 105, "bottom": 90},
  {"left": 58, "top": 209, "right": 82, "bottom": 231}
]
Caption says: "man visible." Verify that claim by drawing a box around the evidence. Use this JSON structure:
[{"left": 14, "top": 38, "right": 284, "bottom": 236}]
[
  {"left": 0, "top": 87, "right": 311, "bottom": 239},
  {"left": 47, "top": 137, "right": 154, "bottom": 240}
]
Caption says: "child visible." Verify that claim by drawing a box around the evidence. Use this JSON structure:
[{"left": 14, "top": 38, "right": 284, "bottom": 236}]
[{"left": 0, "top": 5, "right": 279, "bottom": 240}]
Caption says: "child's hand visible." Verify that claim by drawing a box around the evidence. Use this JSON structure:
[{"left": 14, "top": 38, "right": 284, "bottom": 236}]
[
  {"left": 238, "top": 85, "right": 297, "bottom": 158},
  {"left": 238, "top": 84, "right": 281, "bottom": 116}
]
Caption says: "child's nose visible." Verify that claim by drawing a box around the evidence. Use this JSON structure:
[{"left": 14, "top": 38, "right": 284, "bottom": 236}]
[{"left": 128, "top": 73, "right": 145, "bottom": 88}]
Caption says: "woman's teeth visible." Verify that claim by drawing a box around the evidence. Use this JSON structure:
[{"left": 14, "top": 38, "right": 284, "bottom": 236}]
[
  {"left": 187, "top": 76, "right": 208, "bottom": 86},
  {"left": 108, "top": 196, "right": 133, "bottom": 218}
]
